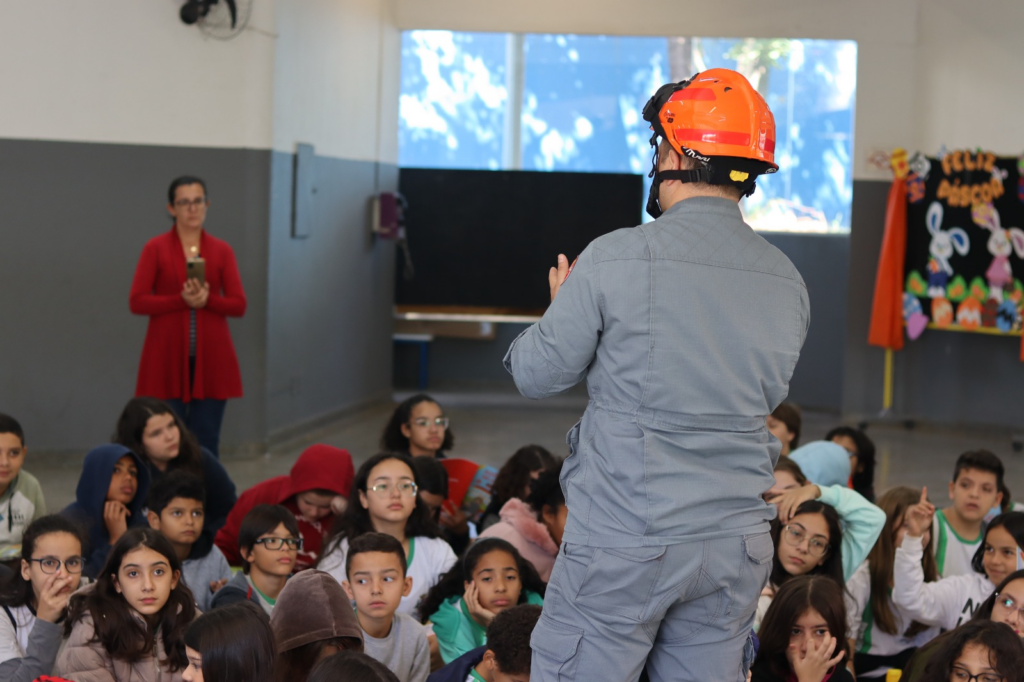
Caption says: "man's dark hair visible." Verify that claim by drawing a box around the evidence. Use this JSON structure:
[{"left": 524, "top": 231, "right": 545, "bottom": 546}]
[
  {"left": 486, "top": 604, "right": 542, "bottom": 675},
  {"left": 168, "top": 175, "right": 208, "bottom": 205},
  {"left": 345, "top": 532, "right": 407, "bottom": 579},
  {"left": 147, "top": 471, "right": 206, "bottom": 516},
  {"left": 953, "top": 450, "right": 1005, "bottom": 488},
  {"left": 238, "top": 505, "right": 300, "bottom": 574},
  {"left": 0, "top": 413, "right": 25, "bottom": 446}
]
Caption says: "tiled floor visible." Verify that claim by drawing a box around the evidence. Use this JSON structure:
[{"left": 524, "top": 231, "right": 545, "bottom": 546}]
[{"left": 29, "top": 385, "right": 1024, "bottom": 513}]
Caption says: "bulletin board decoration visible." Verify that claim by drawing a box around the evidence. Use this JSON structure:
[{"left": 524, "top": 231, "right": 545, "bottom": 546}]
[{"left": 869, "top": 148, "right": 1024, "bottom": 361}]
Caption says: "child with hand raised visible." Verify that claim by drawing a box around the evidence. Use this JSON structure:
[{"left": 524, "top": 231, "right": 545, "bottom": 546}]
[
  {"left": 894, "top": 488, "right": 1024, "bottom": 631},
  {"left": 0, "top": 516, "right": 86, "bottom": 682}
]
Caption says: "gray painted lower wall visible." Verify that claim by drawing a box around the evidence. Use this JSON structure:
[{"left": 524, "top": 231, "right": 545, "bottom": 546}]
[
  {"left": 843, "top": 179, "right": 1024, "bottom": 430},
  {"left": 0, "top": 137, "right": 398, "bottom": 453},
  {"left": 0, "top": 138, "right": 270, "bottom": 453},
  {"left": 266, "top": 152, "right": 397, "bottom": 435}
]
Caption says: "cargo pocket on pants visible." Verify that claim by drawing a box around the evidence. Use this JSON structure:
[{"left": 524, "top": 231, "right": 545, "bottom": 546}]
[{"left": 531, "top": 617, "right": 583, "bottom": 682}]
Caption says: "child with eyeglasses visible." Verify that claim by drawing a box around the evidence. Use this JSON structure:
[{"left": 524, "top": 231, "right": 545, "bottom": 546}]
[
  {"left": 757, "top": 473, "right": 885, "bottom": 632},
  {"left": 212, "top": 505, "right": 301, "bottom": 614},
  {"left": 320, "top": 453, "right": 457, "bottom": 621},
  {"left": 0, "top": 516, "right": 86, "bottom": 682},
  {"left": 215, "top": 444, "right": 354, "bottom": 572},
  {"left": 894, "top": 499, "right": 1024, "bottom": 632},
  {"left": 900, "top": 619, "right": 1024, "bottom": 682},
  {"left": 381, "top": 395, "right": 454, "bottom": 460}
]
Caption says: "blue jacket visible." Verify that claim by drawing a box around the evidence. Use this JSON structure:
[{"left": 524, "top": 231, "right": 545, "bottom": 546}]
[
  {"left": 61, "top": 444, "right": 151, "bottom": 579},
  {"left": 427, "top": 646, "right": 485, "bottom": 682},
  {"left": 505, "top": 197, "right": 810, "bottom": 548}
]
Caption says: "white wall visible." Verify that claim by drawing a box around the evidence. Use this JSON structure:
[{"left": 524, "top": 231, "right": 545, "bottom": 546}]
[
  {"left": 0, "top": 0, "right": 276, "bottom": 149},
  {"left": 393, "top": 0, "right": 1024, "bottom": 180},
  {"left": 272, "top": 0, "right": 399, "bottom": 162}
]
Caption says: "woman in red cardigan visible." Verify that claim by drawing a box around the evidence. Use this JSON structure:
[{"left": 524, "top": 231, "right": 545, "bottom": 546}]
[{"left": 129, "top": 176, "right": 247, "bottom": 457}]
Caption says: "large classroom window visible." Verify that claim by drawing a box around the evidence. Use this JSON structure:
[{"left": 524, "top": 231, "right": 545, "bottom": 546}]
[{"left": 399, "top": 32, "right": 857, "bottom": 233}]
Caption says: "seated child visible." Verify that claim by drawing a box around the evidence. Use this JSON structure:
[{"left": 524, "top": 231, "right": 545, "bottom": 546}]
[
  {"left": 341, "top": 533, "right": 430, "bottom": 682},
  {"left": 751, "top": 574, "right": 853, "bottom": 682},
  {"left": 789, "top": 442, "right": 856, "bottom": 488},
  {"left": 0, "top": 414, "right": 47, "bottom": 561},
  {"left": 478, "top": 463, "right": 566, "bottom": 582},
  {"left": 411, "top": 455, "right": 469, "bottom": 557},
  {"left": 763, "top": 457, "right": 807, "bottom": 502},
  {"left": 319, "top": 453, "right": 457, "bottom": 619},
  {"left": 115, "top": 396, "right": 237, "bottom": 543},
  {"left": 146, "top": 471, "right": 232, "bottom": 612},
  {"left": 426, "top": 604, "right": 542, "bottom": 682},
  {"left": 478, "top": 445, "right": 556, "bottom": 532},
  {"left": 215, "top": 444, "right": 354, "bottom": 571},
  {"left": 420, "top": 538, "right": 545, "bottom": 664},
  {"left": 758, "top": 474, "right": 885, "bottom": 629},
  {"left": 380, "top": 394, "right": 454, "bottom": 459},
  {"left": 183, "top": 601, "right": 276, "bottom": 682},
  {"left": 0, "top": 516, "right": 86, "bottom": 682},
  {"left": 309, "top": 651, "right": 400, "bottom": 682},
  {"left": 933, "top": 450, "right": 1005, "bottom": 577},
  {"left": 894, "top": 493, "right": 1024, "bottom": 631},
  {"left": 767, "top": 402, "right": 801, "bottom": 456},
  {"left": 826, "top": 426, "right": 876, "bottom": 502},
  {"left": 845, "top": 487, "right": 939, "bottom": 680},
  {"left": 58, "top": 527, "right": 197, "bottom": 681},
  {"left": 971, "top": 568, "right": 1024, "bottom": 636},
  {"left": 61, "top": 444, "right": 151, "bottom": 579},
  {"left": 212, "top": 504, "right": 299, "bottom": 614},
  {"left": 907, "top": 619, "right": 1024, "bottom": 682},
  {"left": 271, "top": 569, "right": 363, "bottom": 682}
]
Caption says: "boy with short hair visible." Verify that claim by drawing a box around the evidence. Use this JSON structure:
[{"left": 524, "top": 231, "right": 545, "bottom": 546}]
[
  {"left": 146, "top": 470, "right": 231, "bottom": 611},
  {"left": 212, "top": 504, "right": 300, "bottom": 614},
  {"left": 933, "top": 450, "right": 1005, "bottom": 577},
  {"left": 0, "top": 414, "right": 46, "bottom": 560},
  {"left": 427, "top": 604, "right": 542, "bottom": 682},
  {"left": 215, "top": 443, "right": 354, "bottom": 571},
  {"left": 342, "top": 532, "right": 430, "bottom": 682}
]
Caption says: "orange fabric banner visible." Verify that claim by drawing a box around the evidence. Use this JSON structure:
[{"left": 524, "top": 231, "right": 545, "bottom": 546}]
[{"left": 868, "top": 178, "right": 908, "bottom": 350}]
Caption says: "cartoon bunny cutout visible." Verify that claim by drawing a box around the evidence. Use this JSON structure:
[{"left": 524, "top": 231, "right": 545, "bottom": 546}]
[
  {"left": 926, "top": 201, "right": 970, "bottom": 298},
  {"left": 973, "top": 202, "right": 1024, "bottom": 302}
]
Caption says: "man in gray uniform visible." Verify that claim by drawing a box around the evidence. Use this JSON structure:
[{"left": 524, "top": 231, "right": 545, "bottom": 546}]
[{"left": 504, "top": 69, "right": 810, "bottom": 681}]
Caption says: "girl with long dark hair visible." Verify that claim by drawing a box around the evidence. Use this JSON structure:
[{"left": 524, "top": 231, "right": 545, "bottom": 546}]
[
  {"left": 420, "top": 538, "right": 545, "bottom": 665},
  {"left": 58, "top": 527, "right": 197, "bottom": 681},
  {"left": 183, "top": 602, "right": 276, "bottom": 682},
  {"left": 478, "top": 445, "right": 556, "bottom": 531},
  {"left": 114, "top": 396, "right": 236, "bottom": 542},
  {"left": 318, "top": 453, "right": 456, "bottom": 618},
  {"left": 380, "top": 395, "right": 454, "bottom": 459}
]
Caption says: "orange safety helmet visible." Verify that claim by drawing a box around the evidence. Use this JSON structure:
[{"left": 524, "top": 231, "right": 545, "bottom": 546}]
[{"left": 641, "top": 68, "right": 778, "bottom": 218}]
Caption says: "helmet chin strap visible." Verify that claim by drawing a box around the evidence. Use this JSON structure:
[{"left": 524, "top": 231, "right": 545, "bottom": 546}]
[{"left": 645, "top": 139, "right": 712, "bottom": 219}]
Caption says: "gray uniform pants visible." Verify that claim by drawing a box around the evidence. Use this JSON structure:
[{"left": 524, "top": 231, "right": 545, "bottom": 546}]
[{"left": 530, "top": 532, "right": 773, "bottom": 682}]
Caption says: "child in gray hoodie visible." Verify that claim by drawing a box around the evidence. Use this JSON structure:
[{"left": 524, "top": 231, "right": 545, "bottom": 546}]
[{"left": 146, "top": 471, "right": 231, "bottom": 612}]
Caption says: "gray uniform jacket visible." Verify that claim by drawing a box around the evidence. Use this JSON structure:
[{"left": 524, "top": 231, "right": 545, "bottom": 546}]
[{"left": 505, "top": 196, "right": 810, "bottom": 548}]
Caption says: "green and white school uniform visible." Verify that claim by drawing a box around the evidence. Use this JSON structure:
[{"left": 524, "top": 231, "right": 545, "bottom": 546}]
[
  {"left": 931, "top": 510, "right": 983, "bottom": 578},
  {"left": 846, "top": 561, "right": 939, "bottom": 680}
]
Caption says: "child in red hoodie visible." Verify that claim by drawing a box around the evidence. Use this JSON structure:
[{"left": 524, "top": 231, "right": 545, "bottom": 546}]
[{"left": 215, "top": 444, "right": 354, "bottom": 571}]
